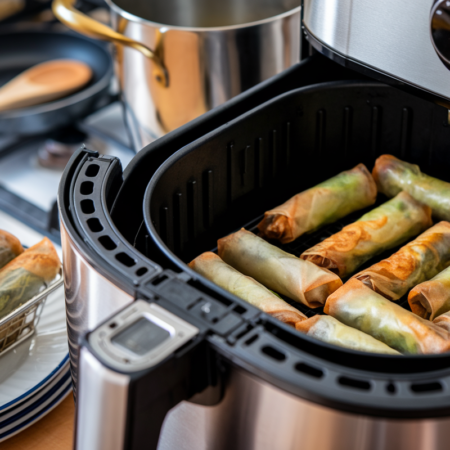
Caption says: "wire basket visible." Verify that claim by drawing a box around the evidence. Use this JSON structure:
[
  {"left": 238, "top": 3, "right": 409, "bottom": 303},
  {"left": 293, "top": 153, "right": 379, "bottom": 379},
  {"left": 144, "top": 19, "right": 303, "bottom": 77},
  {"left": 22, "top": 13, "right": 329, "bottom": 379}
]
[{"left": 0, "top": 268, "right": 63, "bottom": 356}]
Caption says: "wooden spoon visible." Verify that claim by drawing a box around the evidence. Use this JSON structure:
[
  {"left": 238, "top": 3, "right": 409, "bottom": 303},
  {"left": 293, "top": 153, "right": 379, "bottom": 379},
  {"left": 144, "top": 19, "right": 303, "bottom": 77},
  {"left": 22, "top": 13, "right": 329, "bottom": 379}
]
[{"left": 0, "top": 59, "right": 92, "bottom": 112}]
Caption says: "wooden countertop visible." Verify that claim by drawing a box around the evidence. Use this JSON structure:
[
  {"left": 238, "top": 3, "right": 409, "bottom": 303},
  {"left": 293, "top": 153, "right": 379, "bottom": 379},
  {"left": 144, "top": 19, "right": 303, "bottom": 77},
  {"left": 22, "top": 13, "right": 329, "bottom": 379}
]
[{"left": 2, "top": 395, "right": 74, "bottom": 450}]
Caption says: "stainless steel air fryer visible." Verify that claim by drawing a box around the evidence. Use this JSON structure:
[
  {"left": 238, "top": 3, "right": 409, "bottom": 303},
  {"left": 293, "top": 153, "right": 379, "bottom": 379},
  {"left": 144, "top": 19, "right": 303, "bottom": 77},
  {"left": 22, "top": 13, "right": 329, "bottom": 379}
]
[{"left": 59, "top": 2, "right": 450, "bottom": 449}]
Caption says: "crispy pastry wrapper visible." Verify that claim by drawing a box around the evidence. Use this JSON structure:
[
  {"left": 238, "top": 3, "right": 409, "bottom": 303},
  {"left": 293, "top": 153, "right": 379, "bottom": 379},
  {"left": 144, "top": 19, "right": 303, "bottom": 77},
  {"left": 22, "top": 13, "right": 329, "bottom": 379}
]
[
  {"left": 324, "top": 278, "right": 450, "bottom": 354},
  {"left": 189, "top": 252, "right": 306, "bottom": 327},
  {"left": 433, "top": 311, "right": 450, "bottom": 333},
  {"left": 0, "top": 237, "right": 60, "bottom": 319},
  {"left": 257, "top": 163, "right": 377, "bottom": 244},
  {"left": 353, "top": 221, "right": 450, "bottom": 301},
  {"left": 296, "top": 315, "right": 399, "bottom": 354},
  {"left": 217, "top": 229, "right": 342, "bottom": 308},
  {"left": 0, "top": 229, "right": 24, "bottom": 269},
  {"left": 373, "top": 154, "right": 450, "bottom": 221},
  {"left": 409, "top": 265, "right": 450, "bottom": 320},
  {"left": 301, "top": 192, "right": 432, "bottom": 278}
]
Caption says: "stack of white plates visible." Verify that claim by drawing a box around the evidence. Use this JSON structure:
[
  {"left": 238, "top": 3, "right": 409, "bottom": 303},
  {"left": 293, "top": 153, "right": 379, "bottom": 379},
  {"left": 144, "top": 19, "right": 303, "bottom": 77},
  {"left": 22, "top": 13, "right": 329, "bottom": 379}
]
[
  {"left": 0, "top": 284, "right": 71, "bottom": 442},
  {"left": 0, "top": 212, "right": 71, "bottom": 442}
]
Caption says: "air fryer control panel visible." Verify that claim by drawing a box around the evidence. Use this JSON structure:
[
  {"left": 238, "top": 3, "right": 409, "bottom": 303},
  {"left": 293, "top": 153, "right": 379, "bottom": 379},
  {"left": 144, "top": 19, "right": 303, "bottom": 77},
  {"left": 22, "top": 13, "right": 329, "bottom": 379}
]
[{"left": 89, "top": 300, "right": 199, "bottom": 372}]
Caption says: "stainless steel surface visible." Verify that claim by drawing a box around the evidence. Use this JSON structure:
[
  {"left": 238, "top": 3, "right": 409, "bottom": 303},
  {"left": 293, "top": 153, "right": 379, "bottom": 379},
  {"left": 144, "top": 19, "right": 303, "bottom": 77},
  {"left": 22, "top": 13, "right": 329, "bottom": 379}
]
[
  {"left": 77, "top": 347, "right": 129, "bottom": 450},
  {"left": 303, "top": 0, "right": 450, "bottom": 102},
  {"left": 89, "top": 301, "right": 199, "bottom": 372},
  {"left": 158, "top": 365, "right": 450, "bottom": 450},
  {"left": 60, "top": 220, "right": 134, "bottom": 388},
  {"left": 112, "top": 0, "right": 299, "bottom": 27},
  {"left": 55, "top": 0, "right": 300, "bottom": 149}
]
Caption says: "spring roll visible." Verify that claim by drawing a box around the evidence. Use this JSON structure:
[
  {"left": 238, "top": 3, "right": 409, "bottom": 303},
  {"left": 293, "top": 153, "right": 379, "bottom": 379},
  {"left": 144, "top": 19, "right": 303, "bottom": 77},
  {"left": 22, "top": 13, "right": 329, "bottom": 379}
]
[
  {"left": 325, "top": 278, "right": 450, "bottom": 354},
  {"left": 433, "top": 311, "right": 450, "bottom": 333},
  {"left": 373, "top": 154, "right": 450, "bottom": 221},
  {"left": 217, "top": 229, "right": 342, "bottom": 308},
  {"left": 189, "top": 252, "right": 306, "bottom": 327},
  {"left": 408, "top": 265, "right": 450, "bottom": 320},
  {"left": 0, "top": 230, "right": 24, "bottom": 269},
  {"left": 296, "top": 315, "right": 400, "bottom": 354},
  {"left": 0, "top": 237, "right": 61, "bottom": 319},
  {"left": 257, "top": 163, "right": 377, "bottom": 244},
  {"left": 353, "top": 221, "right": 450, "bottom": 301},
  {"left": 301, "top": 192, "right": 432, "bottom": 278}
]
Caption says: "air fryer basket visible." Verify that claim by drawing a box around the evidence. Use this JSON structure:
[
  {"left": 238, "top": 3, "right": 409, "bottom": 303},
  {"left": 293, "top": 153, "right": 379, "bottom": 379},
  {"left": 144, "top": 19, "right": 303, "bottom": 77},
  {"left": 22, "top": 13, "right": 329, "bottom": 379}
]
[
  {"left": 62, "top": 63, "right": 450, "bottom": 424},
  {"left": 143, "top": 80, "right": 450, "bottom": 373}
]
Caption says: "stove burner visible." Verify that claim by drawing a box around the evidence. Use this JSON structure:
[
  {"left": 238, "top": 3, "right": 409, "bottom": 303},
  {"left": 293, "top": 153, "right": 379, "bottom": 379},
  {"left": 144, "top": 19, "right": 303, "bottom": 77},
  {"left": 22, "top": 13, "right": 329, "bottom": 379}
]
[{"left": 38, "top": 127, "right": 87, "bottom": 169}]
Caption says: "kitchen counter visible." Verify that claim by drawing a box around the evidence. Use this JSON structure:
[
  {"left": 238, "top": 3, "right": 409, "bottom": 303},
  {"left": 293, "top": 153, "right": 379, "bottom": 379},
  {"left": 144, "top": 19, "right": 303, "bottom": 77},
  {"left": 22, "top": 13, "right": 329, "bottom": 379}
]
[{"left": 2, "top": 395, "right": 74, "bottom": 449}]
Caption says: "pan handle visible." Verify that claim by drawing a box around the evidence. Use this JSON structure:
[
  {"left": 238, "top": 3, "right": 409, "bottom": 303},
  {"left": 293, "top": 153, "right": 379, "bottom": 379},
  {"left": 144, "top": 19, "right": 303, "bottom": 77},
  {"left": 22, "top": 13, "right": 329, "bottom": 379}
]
[{"left": 52, "top": 0, "right": 168, "bottom": 87}]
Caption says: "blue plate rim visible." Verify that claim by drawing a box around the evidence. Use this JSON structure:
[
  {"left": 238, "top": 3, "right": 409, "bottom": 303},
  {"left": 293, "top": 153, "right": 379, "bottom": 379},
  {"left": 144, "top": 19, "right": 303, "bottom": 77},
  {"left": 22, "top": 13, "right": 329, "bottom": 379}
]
[
  {"left": 0, "top": 353, "right": 69, "bottom": 412},
  {"left": 0, "top": 383, "right": 73, "bottom": 441}
]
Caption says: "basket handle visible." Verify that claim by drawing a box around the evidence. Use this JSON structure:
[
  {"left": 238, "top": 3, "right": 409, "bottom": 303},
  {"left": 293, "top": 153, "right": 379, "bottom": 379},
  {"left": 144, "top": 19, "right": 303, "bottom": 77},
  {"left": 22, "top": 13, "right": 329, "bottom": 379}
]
[{"left": 52, "top": 0, "right": 168, "bottom": 87}]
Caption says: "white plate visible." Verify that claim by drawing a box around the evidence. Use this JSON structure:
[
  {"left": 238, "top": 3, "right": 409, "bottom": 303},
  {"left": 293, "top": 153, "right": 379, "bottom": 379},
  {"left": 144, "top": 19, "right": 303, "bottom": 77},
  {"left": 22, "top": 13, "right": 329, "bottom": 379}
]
[
  {"left": 0, "top": 361, "right": 70, "bottom": 424},
  {"left": 0, "top": 369, "right": 71, "bottom": 432}
]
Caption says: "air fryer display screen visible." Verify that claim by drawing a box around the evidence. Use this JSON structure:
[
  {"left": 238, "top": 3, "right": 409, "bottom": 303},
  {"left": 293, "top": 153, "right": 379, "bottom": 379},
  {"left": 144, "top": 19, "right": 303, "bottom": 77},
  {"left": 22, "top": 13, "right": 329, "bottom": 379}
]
[{"left": 112, "top": 318, "right": 170, "bottom": 356}]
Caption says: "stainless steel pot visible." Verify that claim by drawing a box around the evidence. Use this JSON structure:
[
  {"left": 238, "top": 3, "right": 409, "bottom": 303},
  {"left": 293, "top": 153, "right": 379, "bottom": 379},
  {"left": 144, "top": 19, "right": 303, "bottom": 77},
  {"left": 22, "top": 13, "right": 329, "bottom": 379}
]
[{"left": 53, "top": 0, "right": 300, "bottom": 149}]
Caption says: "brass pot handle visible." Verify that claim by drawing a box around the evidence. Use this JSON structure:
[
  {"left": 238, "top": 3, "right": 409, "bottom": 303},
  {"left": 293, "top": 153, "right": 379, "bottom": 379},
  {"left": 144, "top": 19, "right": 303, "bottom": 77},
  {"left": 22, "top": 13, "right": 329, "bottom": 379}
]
[{"left": 52, "top": 0, "right": 168, "bottom": 87}]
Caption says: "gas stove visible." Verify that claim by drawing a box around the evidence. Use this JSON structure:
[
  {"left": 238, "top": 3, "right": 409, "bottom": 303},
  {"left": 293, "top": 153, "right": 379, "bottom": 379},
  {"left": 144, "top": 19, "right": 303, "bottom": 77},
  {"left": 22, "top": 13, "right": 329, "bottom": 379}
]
[{"left": 0, "top": 101, "right": 135, "bottom": 242}]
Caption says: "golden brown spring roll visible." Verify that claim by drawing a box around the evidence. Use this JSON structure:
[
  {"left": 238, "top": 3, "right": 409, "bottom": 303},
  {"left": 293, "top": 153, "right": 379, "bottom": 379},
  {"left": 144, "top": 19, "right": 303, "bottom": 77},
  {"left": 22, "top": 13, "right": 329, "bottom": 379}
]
[
  {"left": 353, "top": 221, "right": 450, "bottom": 301},
  {"left": 257, "top": 164, "right": 377, "bottom": 244},
  {"left": 433, "top": 311, "right": 450, "bottom": 333},
  {"left": 408, "top": 265, "right": 450, "bottom": 320},
  {"left": 373, "top": 154, "right": 450, "bottom": 221},
  {"left": 217, "top": 229, "right": 342, "bottom": 308},
  {"left": 325, "top": 278, "right": 450, "bottom": 354},
  {"left": 0, "top": 230, "right": 23, "bottom": 269},
  {"left": 301, "top": 192, "right": 431, "bottom": 278},
  {"left": 0, "top": 237, "right": 61, "bottom": 318},
  {"left": 189, "top": 252, "right": 306, "bottom": 327},
  {"left": 296, "top": 315, "right": 400, "bottom": 354}
]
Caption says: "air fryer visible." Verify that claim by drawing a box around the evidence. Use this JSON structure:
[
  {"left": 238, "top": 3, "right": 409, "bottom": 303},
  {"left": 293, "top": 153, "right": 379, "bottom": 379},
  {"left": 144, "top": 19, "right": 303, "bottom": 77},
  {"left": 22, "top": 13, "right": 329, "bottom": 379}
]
[{"left": 58, "top": 2, "right": 450, "bottom": 449}]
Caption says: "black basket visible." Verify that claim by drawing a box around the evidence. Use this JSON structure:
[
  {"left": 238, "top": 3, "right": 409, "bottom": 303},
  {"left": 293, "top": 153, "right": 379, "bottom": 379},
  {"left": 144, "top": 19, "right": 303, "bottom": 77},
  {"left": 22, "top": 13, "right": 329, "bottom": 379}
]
[{"left": 63, "top": 57, "right": 450, "bottom": 418}]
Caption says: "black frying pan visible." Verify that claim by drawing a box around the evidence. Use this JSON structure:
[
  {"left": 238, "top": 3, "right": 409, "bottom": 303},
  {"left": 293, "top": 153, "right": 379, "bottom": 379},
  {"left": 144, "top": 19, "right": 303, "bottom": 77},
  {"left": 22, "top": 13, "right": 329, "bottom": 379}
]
[{"left": 0, "top": 30, "right": 113, "bottom": 135}]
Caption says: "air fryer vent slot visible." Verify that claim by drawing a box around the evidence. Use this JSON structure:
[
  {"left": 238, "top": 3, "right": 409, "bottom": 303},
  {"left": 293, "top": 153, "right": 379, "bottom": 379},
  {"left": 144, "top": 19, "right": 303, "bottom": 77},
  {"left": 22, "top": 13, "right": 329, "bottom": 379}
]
[
  {"left": 115, "top": 252, "right": 136, "bottom": 267},
  {"left": 338, "top": 376, "right": 371, "bottom": 391},
  {"left": 342, "top": 106, "right": 352, "bottom": 156},
  {"left": 295, "top": 362, "right": 324, "bottom": 379},
  {"left": 400, "top": 107, "right": 412, "bottom": 158},
  {"left": 98, "top": 235, "right": 117, "bottom": 250},
  {"left": 261, "top": 345, "right": 286, "bottom": 362},
  {"left": 135, "top": 267, "right": 148, "bottom": 277},
  {"left": 85, "top": 164, "right": 100, "bottom": 177},
  {"left": 80, "top": 199, "right": 95, "bottom": 214},
  {"left": 370, "top": 105, "right": 381, "bottom": 157},
  {"left": 316, "top": 109, "right": 326, "bottom": 154},
  {"left": 87, "top": 218, "right": 103, "bottom": 233},
  {"left": 80, "top": 181, "right": 94, "bottom": 195},
  {"left": 245, "top": 334, "right": 259, "bottom": 346},
  {"left": 233, "top": 305, "right": 247, "bottom": 314},
  {"left": 410, "top": 381, "right": 443, "bottom": 394},
  {"left": 71, "top": 152, "right": 161, "bottom": 284}
]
